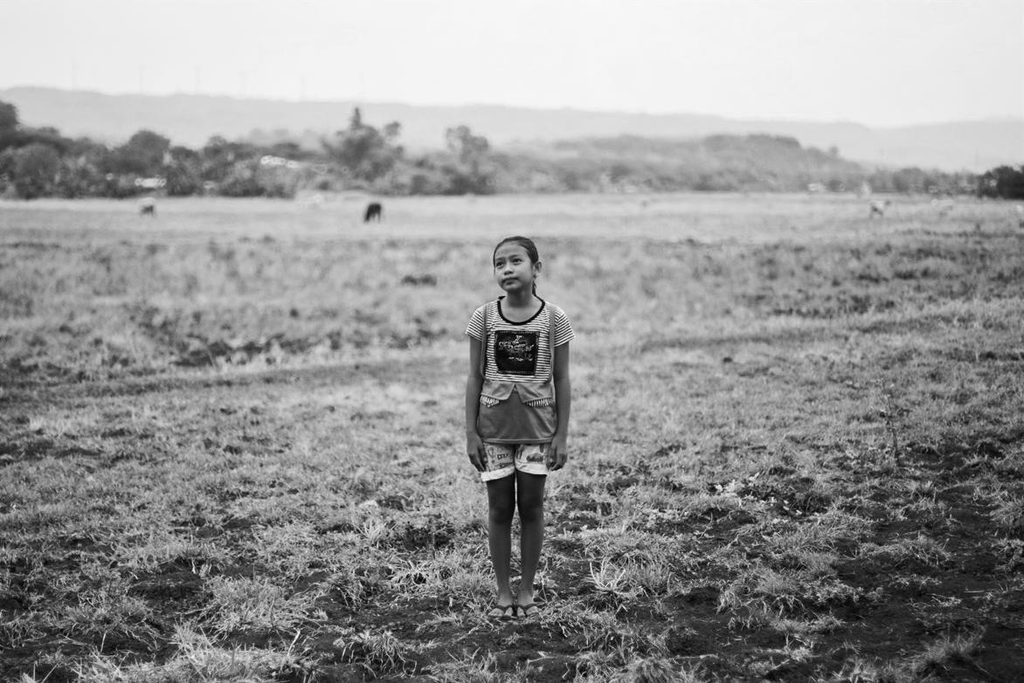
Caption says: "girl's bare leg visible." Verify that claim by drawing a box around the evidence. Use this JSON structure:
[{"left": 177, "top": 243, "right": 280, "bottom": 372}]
[
  {"left": 516, "top": 471, "right": 546, "bottom": 606},
  {"left": 486, "top": 475, "right": 516, "bottom": 607}
]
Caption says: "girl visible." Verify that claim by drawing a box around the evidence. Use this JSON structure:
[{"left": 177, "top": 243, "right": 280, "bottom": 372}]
[{"left": 465, "top": 236, "right": 574, "bottom": 620}]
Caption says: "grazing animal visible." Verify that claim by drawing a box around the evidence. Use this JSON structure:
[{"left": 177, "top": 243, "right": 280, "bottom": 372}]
[
  {"left": 139, "top": 198, "right": 156, "bottom": 216},
  {"left": 869, "top": 199, "right": 891, "bottom": 218},
  {"left": 364, "top": 202, "right": 382, "bottom": 223},
  {"left": 400, "top": 274, "right": 437, "bottom": 286}
]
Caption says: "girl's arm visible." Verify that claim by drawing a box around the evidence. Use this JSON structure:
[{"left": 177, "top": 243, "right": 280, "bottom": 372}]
[
  {"left": 465, "top": 337, "right": 485, "bottom": 471},
  {"left": 550, "top": 341, "right": 571, "bottom": 470}
]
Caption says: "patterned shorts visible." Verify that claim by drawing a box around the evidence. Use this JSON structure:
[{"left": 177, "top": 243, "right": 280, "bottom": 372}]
[{"left": 480, "top": 442, "right": 550, "bottom": 482}]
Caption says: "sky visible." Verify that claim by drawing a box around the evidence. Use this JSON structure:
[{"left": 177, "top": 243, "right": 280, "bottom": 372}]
[{"left": 1, "top": 0, "right": 1021, "bottom": 127}]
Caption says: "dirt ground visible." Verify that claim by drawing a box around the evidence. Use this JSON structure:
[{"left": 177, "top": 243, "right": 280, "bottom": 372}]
[{"left": 2, "top": 194, "right": 1023, "bottom": 681}]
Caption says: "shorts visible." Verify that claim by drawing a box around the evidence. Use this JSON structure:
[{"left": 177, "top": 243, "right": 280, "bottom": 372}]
[{"left": 480, "top": 442, "right": 550, "bottom": 482}]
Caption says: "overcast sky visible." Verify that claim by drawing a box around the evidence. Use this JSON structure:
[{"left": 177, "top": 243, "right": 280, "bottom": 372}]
[{"left": 1, "top": 0, "right": 1021, "bottom": 126}]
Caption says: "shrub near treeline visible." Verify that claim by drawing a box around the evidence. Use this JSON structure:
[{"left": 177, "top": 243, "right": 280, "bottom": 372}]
[{"left": 0, "top": 99, "right": 1011, "bottom": 199}]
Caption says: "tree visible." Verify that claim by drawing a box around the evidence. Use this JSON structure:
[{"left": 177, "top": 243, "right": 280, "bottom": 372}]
[
  {"left": 165, "top": 145, "right": 203, "bottom": 196},
  {"left": 199, "top": 136, "right": 259, "bottom": 187},
  {"left": 977, "top": 165, "right": 1024, "bottom": 199},
  {"left": 443, "top": 125, "right": 494, "bottom": 194},
  {"left": 323, "top": 108, "right": 403, "bottom": 183},
  {"left": 0, "top": 101, "right": 19, "bottom": 151},
  {"left": 446, "top": 125, "right": 489, "bottom": 168},
  {"left": 892, "top": 167, "right": 928, "bottom": 194},
  {"left": 109, "top": 129, "right": 171, "bottom": 176},
  {"left": 13, "top": 143, "right": 60, "bottom": 198},
  {"left": 0, "top": 101, "right": 17, "bottom": 131},
  {"left": 0, "top": 148, "right": 15, "bottom": 194},
  {"left": 19, "top": 126, "right": 72, "bottom": 155}
]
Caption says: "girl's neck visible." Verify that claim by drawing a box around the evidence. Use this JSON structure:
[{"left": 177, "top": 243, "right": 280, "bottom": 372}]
[{"left": 502, "top": 291, "right": 539, "bottom": 308}]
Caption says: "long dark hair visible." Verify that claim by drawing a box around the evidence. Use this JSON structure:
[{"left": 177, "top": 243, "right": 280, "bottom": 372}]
[{"left": 493, "top": 236, "right": 541, "bottom": 296}]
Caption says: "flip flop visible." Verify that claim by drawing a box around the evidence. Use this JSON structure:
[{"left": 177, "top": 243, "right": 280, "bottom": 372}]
[
  {"left": 518, "top": 602, "right": 543, "bottom": 618},
  {"left": 486, "top": 603, "right": 517, "bottom": 621}
]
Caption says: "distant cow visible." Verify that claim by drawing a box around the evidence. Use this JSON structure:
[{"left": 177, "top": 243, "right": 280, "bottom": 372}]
[
  {"left": 139, "top": 198, "right": 157, "bottom": 216},
  {"left": 869, "top": 199, "right": 891, "bottom": 218},
  {"left": 364, "top": 202, "right": 382, "bottom": 222}
]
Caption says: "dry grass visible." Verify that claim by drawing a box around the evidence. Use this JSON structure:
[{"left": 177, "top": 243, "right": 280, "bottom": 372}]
[{"left": 2, "top": 192, "right": 1023, "bottom": 681}]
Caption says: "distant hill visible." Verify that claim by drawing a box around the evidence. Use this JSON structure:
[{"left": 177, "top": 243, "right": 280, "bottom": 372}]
[
  {"left": 2, "top": 86, "right": 1021, "bottom": 172},
  {"left": 502, "top": 133, "right": 871, "bottom": 193},
  {"left": 545, "top": 133, "right": 864, "bottom": 175}
]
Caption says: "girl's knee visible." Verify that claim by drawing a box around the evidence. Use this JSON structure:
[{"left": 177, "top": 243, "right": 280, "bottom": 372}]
[
  {"left": 486, "top": 476, "right": 516, "bottom": 524},
  {"left": 516, "top": 472, "right": 546, "bottom": 520},
  {"left": 488, "top": 500, "right": 516, "bottom": 525},
  {"left": 517, "top": 496, "right": 544, "bottom": 524}
]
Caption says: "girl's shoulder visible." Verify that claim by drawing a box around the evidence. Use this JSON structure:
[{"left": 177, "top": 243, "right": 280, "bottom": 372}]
[
  {"left": 544, "top": 302, "right": 575, "bottom": 346},
  {"left": 472, "top": 299, "right": 499, "bottom": 315},
  {"left": 468, "top": 299, "right": 499, "bottom": 326},
  {"left": 545, "top": 301, "right": 570, "bottom": 321},
  {"left": 470, "top": 298, "right": 497, "bottom": 310}
]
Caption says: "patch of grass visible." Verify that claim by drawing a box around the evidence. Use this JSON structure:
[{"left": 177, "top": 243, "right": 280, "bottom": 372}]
[
  {"left": 910, "top": 630, "right": 985, "bottom": 679},
  {"left": 73, "top": 623, "right": 303, "bottom": 682},
  {"left": 2, "top": 194, "right": 1024, "bottom": 680},
  {"left": 199, "top": 575, "right": 320, "bottom": 635},
  {"left": 333, "top": 627, "right": 416, "bottom": 676},
  {"left": 427, "top": 652, "right": 501, "bottom": 683},
  {"left": 858, "top": 533, "right": 952, "bottom": 570},
  {"left": 990, "top": 488, "right": 1024, "bottom": 532}
]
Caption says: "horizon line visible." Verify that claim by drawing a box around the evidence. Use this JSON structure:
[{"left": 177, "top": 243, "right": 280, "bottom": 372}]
[{"left": 3, "top": 83, "right": 1023, "bottom": 131}]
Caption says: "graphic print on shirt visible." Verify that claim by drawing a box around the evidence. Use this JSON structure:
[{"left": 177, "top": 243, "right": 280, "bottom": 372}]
[{"left": 494, "top": 330, "right": 539, "bottom": 376}]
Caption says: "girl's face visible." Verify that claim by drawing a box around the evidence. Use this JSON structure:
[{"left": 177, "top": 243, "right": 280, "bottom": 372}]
[{"left": 493, "top": 243, "right": 540, "bottom": 296}]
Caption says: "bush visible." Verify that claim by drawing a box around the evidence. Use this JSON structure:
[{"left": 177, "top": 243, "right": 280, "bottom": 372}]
[
  {"left": 12, "top": 143, "right": 60, "bottom": 199},
  {"left": 977, "top": 165, "right": 1024, "bottom": 199}
]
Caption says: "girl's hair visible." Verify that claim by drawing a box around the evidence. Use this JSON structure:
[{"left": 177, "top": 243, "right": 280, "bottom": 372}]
[
  {"left": 493, "top": 236, "right": 541, "bottom": 295},
  {"left": 492, "top": 235, "right": 539, "bottom": 266}
]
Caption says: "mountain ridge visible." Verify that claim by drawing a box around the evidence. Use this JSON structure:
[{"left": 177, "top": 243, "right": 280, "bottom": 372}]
[{"left": 2, "top": 86, "right": 1021, "bottom": 172}]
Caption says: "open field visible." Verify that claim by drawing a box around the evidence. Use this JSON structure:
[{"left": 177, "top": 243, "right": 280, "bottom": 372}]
[{"left": 2, "top": 193, "right": 1023, "bottom": 682}]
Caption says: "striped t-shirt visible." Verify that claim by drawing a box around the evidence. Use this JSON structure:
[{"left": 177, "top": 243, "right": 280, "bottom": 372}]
[{"left": 465, "top": 298, "right": 574, "bottom": 383}]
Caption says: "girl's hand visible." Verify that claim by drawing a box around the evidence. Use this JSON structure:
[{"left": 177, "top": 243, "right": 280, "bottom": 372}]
[
  {"left": 466, "top": 432, "right": 486, "bottom": 472},
  {"left": 548, "top": 435, "right": 568, "bottom": 470}
]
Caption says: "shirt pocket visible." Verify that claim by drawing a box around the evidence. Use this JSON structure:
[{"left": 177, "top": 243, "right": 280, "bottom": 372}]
[
  {"left": 480, "top": 379, "right": 515, "bottom": 405},
  {"left": 513, "top": 381, "right": 555, "bottom": 407}
]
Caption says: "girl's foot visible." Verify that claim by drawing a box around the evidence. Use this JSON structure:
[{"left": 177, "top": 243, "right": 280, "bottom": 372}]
[
  {"left": 486, "top": 602, "right": 517, "bottom": 620},
  {"left": 518, "top": 601, "right": 542, "bottom": 618},
  {"left": 517, "top": 589, "right": 542, "bottom": 617}
]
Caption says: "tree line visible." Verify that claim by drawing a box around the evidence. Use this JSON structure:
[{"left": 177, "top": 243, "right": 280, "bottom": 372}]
[{"left": 0, "top": 100, "right": 1018, "bottom": 200}]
